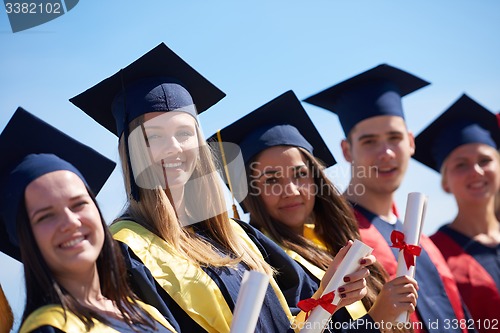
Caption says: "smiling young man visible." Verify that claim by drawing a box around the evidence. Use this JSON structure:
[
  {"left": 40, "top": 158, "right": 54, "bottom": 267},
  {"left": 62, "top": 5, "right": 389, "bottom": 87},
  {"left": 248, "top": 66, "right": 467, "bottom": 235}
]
[{"left": 304, "top": 64, "right": 474, "bottom": 333}]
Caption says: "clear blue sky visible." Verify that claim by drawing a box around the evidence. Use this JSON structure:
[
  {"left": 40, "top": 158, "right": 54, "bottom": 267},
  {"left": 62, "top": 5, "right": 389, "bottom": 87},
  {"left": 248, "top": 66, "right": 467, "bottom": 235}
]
[{"left": 1, "top": 1, "right": 499, "bottom": 331}]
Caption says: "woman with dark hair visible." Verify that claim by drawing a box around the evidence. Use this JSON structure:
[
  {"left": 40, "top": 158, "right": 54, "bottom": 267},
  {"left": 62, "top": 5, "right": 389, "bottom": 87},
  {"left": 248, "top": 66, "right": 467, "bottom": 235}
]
[
  {"left": 414, "top": 95, "right": 500, "bottom": 333},
  {"left": 70, "top": 43, "right": 375, "bottom": 333},
  {"left": 213, "top": 90, "right": 419, "bottom": 331},
  {"left": 0, "top": 108, "right": 177, "bottom": 333}
]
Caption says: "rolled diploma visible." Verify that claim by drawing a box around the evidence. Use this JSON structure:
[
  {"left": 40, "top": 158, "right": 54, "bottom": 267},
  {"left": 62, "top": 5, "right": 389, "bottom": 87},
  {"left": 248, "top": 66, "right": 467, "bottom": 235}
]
[
  {"left": 299, "top": 239, "right": 373, "bottom": 333},
  {"left": 230, "top": 270, "right": 270, "bottom": 333},
  {"left": 395, "top": 192, "right": 427, "bottom": 323}
]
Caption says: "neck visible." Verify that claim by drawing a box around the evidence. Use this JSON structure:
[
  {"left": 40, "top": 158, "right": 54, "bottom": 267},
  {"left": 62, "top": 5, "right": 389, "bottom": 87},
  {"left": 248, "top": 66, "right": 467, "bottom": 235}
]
[
  {"left": 55, "top": 265, "right": 104, "bottom": 306},
  {"left": 451, "top": 200, "right": 500, "bottom": 238},
  {"left": 344, "top": 181, "right": 395, "bottom": 220}
]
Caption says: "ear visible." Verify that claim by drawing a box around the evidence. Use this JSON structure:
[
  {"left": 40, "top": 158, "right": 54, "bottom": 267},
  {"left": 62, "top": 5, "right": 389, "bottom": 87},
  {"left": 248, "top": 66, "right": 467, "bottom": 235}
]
[
  {"left": 408, "top": 131, "right": 416, "bottom": 156},
  {"left": 341, "top": 139, "right": 353, "bottom": 163},
  {"left": 441, "top": 175, "right": 451, "bottom": 193}
]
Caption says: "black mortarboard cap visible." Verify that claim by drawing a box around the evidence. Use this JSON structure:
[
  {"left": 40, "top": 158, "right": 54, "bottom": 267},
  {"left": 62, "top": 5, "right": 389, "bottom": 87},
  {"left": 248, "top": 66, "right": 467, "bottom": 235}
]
[
  {"left": 69, "top": 42, "right": 226, "bottom": 137},
  {"left": 413, "top": 94, "right": 499, "bottom": 172},
  {"left": 303, "top": 64, "right": 430, "bottom": 136},
  {"left": 0, "top": 107, "right": 116, "bottom": 261},
  {"left": 210, "top": 90, "right": 336, "bottom": 167}
]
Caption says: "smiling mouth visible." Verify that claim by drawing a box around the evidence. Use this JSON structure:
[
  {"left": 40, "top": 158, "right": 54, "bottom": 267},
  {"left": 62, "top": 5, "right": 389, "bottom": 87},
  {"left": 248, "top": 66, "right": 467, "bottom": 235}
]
[
  {"left": 60, "top": 236, "right": 85, "bottom": 249},
  {"left": 468, "top": 181, "right": 486, "bottom": 189},
  {"left": 280, "top": 203, "right": 303, "bottom": 209},
  {"left": 377, "top": 166, "right": 397, "bottom": 174},
  {"left": 163, "top": 162, "right": 183, "bottom": 168}
]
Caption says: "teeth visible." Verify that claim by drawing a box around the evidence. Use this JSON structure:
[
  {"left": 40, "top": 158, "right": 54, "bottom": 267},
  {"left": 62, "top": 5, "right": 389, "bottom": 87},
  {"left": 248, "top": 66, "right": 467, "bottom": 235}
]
[
  {"left": 469, "top": 181, "right": 485, "bottom": 189},
  {"left": 163, "top": 162, "right": 182, "bottom": 168},
  {"left": 61, "top": 236, "right": 85, "bottom": 248}
]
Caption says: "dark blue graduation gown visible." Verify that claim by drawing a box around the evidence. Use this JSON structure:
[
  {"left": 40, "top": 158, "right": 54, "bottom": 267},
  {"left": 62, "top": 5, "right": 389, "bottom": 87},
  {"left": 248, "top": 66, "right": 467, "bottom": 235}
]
[{"left": 118, "top": 219, "right": 379, "bottom": 332}]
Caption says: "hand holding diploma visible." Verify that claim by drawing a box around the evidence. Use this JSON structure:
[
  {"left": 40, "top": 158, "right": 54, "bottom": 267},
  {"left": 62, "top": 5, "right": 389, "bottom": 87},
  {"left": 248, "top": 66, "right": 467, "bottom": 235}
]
[
  {"left": 297, "top": 240, "right": 374, "bottom": 333},
  {"left": 391, "top": 192, "right": 427, "bottom": 323}
]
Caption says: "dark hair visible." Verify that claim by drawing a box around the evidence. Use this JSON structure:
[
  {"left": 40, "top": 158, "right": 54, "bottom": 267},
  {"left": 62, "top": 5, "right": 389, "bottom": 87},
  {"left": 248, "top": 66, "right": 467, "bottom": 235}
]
[
  {"left": 17, "top": 186, "right": 157, "bottom": 331},
  {"left": 244, "top": 147, "right": 388, "bottom": 310}
]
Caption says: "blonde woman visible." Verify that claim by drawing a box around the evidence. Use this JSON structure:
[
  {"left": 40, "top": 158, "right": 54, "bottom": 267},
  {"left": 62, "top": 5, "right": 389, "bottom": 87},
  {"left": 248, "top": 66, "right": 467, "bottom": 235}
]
[
  {"left": 414, "top": 95, "right": 500, "bottom": 333},
  {"left": 70, "top": 43, "right": 375, "bottom": 333}
]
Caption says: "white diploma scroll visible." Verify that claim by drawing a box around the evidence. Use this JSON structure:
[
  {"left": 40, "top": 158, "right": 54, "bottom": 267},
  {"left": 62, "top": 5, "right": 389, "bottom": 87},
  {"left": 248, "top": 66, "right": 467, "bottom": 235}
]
[
  {"left": 230, "top": 270, "right": 270, "bottom": 333},
  {"left": 299, "top": 239, "right": 373, "bottom": 333},
  {"left": 395, "top": 192, "right": 427, "bottom": 323}
]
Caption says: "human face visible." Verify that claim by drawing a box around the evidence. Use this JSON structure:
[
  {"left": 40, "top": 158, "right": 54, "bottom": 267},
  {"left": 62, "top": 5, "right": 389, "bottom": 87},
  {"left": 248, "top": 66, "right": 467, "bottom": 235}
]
[
  {"left": 25, "top": 170, "right": 104, "bottom": 278},
  {"left": 342, "top": 115, "right": 415, "bottom": 195},
  {"left": 141, "top": 112, "right": 199, "bottom": 189},
  {"left": 251, "top": 146, "right": 316, "bottom": 234},
  {"left": 442, "top": 143, "right": 500, "bottom": 205}
]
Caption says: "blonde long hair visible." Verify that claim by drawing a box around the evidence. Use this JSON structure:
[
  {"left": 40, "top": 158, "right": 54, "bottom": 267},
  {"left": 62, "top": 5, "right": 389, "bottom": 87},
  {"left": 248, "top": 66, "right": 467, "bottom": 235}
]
[{"left": 117, "top": 115, "right": 273, "bottom": 275}]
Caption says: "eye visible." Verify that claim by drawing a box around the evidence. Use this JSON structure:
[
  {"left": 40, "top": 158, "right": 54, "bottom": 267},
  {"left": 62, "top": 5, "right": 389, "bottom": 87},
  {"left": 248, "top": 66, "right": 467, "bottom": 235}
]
[
  {"left": 34, "top": 213, "right": 52, "bottom": 224},
  {"left": 360, "top": 138, "right": 376, "bottom": 146},
  {"left": 452, "top": 162, "right": 467, "bottom": 170},
  {"left": 478, "top": 157, "right": 492, "bottom": 167},
  {"left": 175, "top": 130, "right": 195, "bottom": 142},
  {"left": 295, "top": 168, "right": 310, "bottom": 179},
  {"left": 145, "top": 131, "right": 163, "bottom": 142},
  {"left": 388, "top": 134, "right": 403, "bottom": 142},
  {"left": 264, "top": 177, "right": 278, "bottom": 185},
  {"left": 72, "top": 201, "right": 89, "bottom": 212}
]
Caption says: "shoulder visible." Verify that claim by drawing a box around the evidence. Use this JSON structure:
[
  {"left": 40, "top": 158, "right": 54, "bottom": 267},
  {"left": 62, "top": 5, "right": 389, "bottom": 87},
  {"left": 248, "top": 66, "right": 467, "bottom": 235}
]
[
  {"left": 19, "top": 305, "right": 77, "bottom": 333},
  {"left": 21, "top": 326, "right": 64, "bottom": 333}
]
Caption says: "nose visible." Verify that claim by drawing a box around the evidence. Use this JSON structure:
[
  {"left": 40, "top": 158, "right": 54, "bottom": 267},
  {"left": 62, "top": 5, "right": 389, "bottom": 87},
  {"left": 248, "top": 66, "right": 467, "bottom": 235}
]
[
  {"left": 59, "top": 208, "right": 82, "bottom": 232},
  {"left": 471, "top": 163, "right": 485, "bottom": 176},
  {"left": 283, "top": 179, "right": 301, "bottom": 198},
  {"left": 164, "top": 136, "right": 183, "bottom": 156},
  {"left": 378, "top": 143, "right": 396, "bottom": 162}
]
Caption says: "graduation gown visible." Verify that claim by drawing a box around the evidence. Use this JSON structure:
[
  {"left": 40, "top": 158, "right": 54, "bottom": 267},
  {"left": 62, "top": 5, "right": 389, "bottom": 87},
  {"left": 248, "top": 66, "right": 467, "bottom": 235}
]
[
  {"left": 112, "top": 219, "right": 315, "bottom": 333},
  {"left": 431, "top": 225, "right": 500, "bottom": 333},
  {"left": 352, "top": 204, "right": 473, "bottom": 333},
  {"left": 113, "top": 219, "right": 379, "bottom": 333},
  {"left": 19, "top": 300, "right": 177, "bottom": 333},
  {"left": 263, "top": 224, "right": 379, "bottom": 332}
]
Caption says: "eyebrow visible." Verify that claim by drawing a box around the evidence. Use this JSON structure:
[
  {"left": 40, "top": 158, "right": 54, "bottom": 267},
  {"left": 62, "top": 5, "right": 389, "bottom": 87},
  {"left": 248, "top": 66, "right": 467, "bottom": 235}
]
[
  {"left": 30, "top": 194, "right": 88, "bottom": 221},
  {"left": 256, "top": 164, "right": 307, "bottom": 180},
  {"left": 357, "top": 130, "right": 403, "bottom": 142}
]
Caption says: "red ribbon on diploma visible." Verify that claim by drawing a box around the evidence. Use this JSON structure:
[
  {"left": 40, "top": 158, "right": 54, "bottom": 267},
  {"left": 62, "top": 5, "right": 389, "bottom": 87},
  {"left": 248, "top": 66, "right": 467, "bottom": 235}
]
[
  {"left": 297, "top": 291, "right": 337, "bottom": 320},
  {"left": 390, "top": 230, "right": 422, "bottom": 269}
]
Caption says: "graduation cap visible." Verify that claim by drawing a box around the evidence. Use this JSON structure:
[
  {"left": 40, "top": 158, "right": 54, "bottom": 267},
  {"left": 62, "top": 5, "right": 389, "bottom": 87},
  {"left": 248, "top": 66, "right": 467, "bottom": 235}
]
[
  {"left": 303, "top": 64, "right": 430, "bottom": 136},
  {"left": 0, "top": 107, "right": 116, "bottom": 261},
  {"left": 210, "top": 90, "right": 336, "bottom": 167},
  {"left": 69, "top": 42, "right": 226, "bottom": 137},
  {"left": 70, "top": 42, "right": 225, "bottom": 201},
  {"left": 208, "top": 90, "right": 335, "bottom": 214},
  {"left": 413, "top": 94, "right": 499, "bottom": 172}
]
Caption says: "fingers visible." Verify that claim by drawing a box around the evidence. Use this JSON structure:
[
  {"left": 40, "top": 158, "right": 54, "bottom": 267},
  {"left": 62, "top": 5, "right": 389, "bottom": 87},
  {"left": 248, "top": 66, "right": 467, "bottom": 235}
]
[
  {"left": 320, "top": 241, "right": 354, "bottom": 291},
  {"left": 358, "top": 254, "right": 376, "bottom": 267},
  {"left": 343, "top": 266, "right": 371, "bottom": 283},
  {"left": 384, "top": 276, "right": 419, "bottom": 299},
  {"left": 337, "top": 278, "right": 368, "bottom": 307}
]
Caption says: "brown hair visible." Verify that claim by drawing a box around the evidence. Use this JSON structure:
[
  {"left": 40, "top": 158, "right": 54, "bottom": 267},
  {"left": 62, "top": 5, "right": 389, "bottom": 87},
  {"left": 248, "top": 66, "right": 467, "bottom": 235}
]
[
  {"left": 244, "top": 147, "right": 388, "bottom": 310},
  {"left": 17, "top": 188, "right": 157, "bottom": 331}
]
